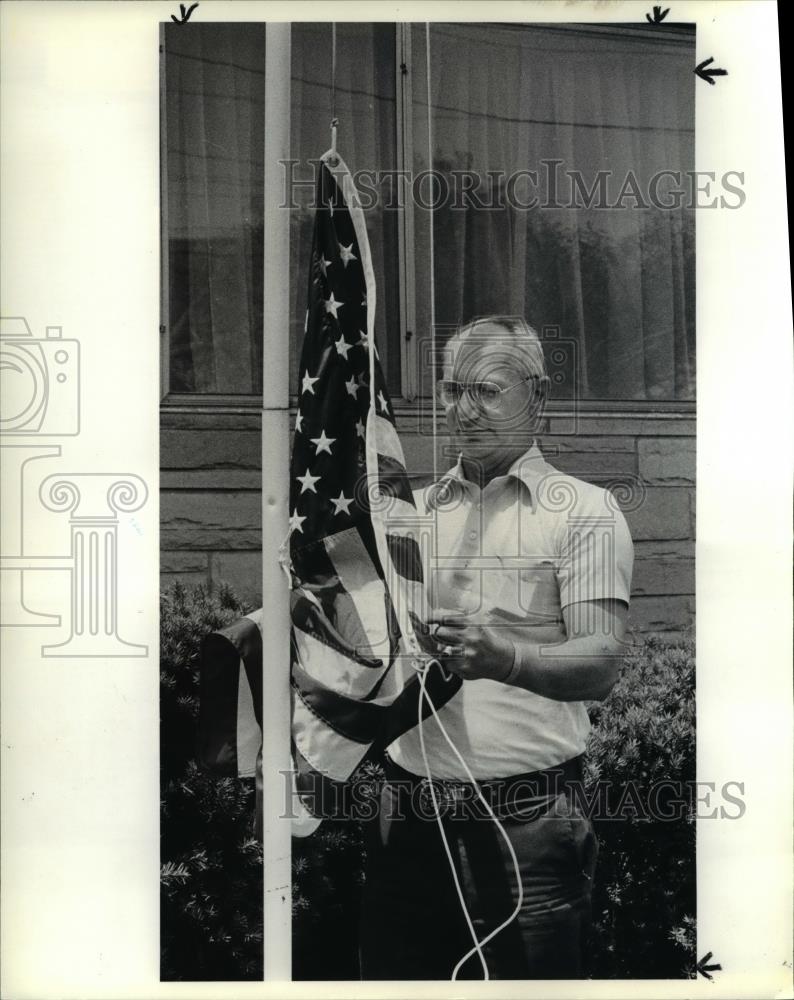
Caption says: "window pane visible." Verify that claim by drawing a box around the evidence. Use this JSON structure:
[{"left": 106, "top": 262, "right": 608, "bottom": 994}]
[
  {"left": 411, "top": 23, "right": 696, "bottom": 401},
  {"left": 290, "top": 23, "right": 401, "bottom": 397},
  {"left": 164, "top": 23, "right": 401, "bottom": 397},
  {"left": 165, "top": 23, "right": 266, "bottom": 394}
]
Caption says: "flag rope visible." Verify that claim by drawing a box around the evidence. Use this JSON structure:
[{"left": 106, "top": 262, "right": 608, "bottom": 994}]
[
  {"left": 417, "top": 23, "right": 523, "bottom": 981},
  {"left": 426, "top": 23, "right": 438, "bottom": 489},
  {"left": 417, "top": 663, "right": 525, "bottom": 980},
  {"left": 330, "top": 23, "right": 338, "bottom": 162},
  {"left": 417, "top": 668, "right": 488, "bottom": 978}
]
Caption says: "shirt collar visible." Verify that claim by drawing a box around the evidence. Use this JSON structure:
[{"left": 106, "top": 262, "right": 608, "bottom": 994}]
[{"left": 424, "top": 441, "right": 551, "bottom": 511}]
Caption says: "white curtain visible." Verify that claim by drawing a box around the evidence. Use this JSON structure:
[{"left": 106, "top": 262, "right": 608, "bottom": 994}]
[
  {"left": 166, "top": 22, "right": 695, "bottom": 402},
  {"left": 166, "top": 22, "right": 400, "bottom": 396},
  {"left": 413, "top": 23, "right": 695, "bottom": 401},
  {"left": 165, "top": 23, "right": 266, "bottom": 394}
]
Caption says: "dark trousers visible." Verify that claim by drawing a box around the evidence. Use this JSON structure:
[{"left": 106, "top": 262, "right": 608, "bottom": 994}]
[{"left": 359, "top": 756, "right": 597, "bottom": 980}]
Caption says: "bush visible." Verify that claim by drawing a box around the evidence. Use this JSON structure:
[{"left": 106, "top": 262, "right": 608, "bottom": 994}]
[
  {"left": 161, "top": 583, "right": 695, "bottom": 980},
  {"left": 160, "top": 582, "right": 263, "bottom": 981},
  {"left": 290, "top": 759, "right": 391, "bottom": 979},
  {"left": 585, "top": 630, "right": 696, "bottom": 978},
  {"left": 160, "top": 580, "right": 376, "bottom": 981}
]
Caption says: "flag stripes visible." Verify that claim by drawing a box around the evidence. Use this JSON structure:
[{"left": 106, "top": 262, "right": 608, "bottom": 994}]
[
  {"left": 292, "top": 655, "right": 460, "bottom": 754},
  {"left": 198, "top": 612, "right": 263, "bottom": 779},
  {"left": 291, "top": 590, "right": 384, "bottom": 669},
  {"left": 285, "top": 149, "right": 461, "bottom": 830}
]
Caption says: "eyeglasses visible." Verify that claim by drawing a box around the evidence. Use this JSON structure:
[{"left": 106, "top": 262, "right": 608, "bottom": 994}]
[{"left": 435, "top": 375, "right": 537, "bottom": 410}]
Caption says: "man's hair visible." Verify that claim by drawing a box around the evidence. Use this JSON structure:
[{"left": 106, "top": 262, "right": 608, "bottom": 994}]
[{"left": 451, "top": 315, "right": 548, "bottom": 380}]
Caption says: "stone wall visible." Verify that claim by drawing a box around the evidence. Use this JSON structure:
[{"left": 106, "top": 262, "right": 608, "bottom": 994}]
[{"left": 160, "top": 406, "right": 695, "bottom": 634}]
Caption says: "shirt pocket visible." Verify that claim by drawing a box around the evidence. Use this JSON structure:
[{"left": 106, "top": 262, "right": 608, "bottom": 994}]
[{"left": 517, "top": 561, "right": 563, "bottom": 622}]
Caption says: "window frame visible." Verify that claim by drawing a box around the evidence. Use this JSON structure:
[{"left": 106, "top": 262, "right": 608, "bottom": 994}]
[
  {"left": 159, "top": 20, "right": 695, "bottom": 418},
  {"left": 159, "top": 22, "right": 170, "bottom": 402}
]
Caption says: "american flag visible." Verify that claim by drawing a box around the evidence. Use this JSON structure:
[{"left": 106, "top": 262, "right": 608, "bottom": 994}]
[
  {"left": 287, "top": 151, "right": 460, "bottom": 834},
  {"left": 198, "top": 610, "right": 264, "bottom": 835}
]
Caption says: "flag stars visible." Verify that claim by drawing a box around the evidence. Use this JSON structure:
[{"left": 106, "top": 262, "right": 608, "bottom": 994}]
[
  {"left": 301, "top": 370, "right": 319, "bottom": 395},
  {"left": 294, "top": 411, "right": 304, "bottom": 433},
  {"left": 323, "top": 292, "right": 344, "bottom": 319},
  {"left": 296, "top": 468, "right": 321, "bottom": 494},
  {"left": 330, "top": 491, "right": 354, "bottom": 516},
  {"left": 318, "top": 254, "right": 332, "bottom": 277},
  {"left": 377, "top": 390, "right": 390, "bottom": 415},
  {"left": 309, "top": 430, "right": 336, "bottom": 455},
  {"left": 288, "top": 508, "right": 306, "bottom": 534},
  {"left": 334, "top": 336, "right": 352, "bottom": 360},
  {"left": 339, "top": 242, "right": 357, "bottom": 268},
  {"left": 358, "top": 330, "right": 379, "bottom": 359},
  {"left": 345, "top": 375, "right": 360, "bottom": 398},
  {"left": 355, "top": 418, "right": 365, "bottom": 438}
]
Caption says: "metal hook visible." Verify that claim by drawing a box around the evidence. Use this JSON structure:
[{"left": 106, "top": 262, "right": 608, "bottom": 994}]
[{"left": 328, "top": 117, "right": 339, "bottom": 167}]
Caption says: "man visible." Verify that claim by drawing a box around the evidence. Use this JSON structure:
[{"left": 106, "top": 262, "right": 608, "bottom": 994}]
[{"left": 359, "top": 315, "right": 634, "bottom": 980}]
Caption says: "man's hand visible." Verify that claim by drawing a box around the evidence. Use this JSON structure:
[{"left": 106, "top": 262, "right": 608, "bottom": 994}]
[
  {"left": 425, "top": 610, "right": 516, "bottom": 682},
  {"left": 427, "top": 600, "right": 629, "bottom": 701}
]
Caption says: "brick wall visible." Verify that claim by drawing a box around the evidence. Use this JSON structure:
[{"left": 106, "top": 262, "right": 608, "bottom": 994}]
[{"left": 160, "top": 407, "right": 695, "bottom": 634}]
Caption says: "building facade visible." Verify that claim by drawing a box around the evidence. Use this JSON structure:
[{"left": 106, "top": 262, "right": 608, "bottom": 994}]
[{"left": 160, "top": 22, "right": 696, "bottom": 634}]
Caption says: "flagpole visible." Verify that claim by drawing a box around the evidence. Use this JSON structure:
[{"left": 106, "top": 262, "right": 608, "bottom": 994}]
[{"left": 262, "top": 21, "right": 291, "bottom": 982}]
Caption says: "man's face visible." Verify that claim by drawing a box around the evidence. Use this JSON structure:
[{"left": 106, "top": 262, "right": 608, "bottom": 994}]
[{"left": 441, "top": 326, "right": 543, "bottom": 460}]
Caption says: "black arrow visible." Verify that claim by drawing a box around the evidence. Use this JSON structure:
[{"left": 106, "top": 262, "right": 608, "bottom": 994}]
[
  {"left": 171, "top": 2, "right": 199, "bottom": 23},
  {"left": 646, "top": 6, "right": 670, "bottom": 23},
  {"left": 695, "top": 58, "right": 728, "bottom": 85},
  {"left": 696, "top": 951, "right": 722, "bottom": 980}
]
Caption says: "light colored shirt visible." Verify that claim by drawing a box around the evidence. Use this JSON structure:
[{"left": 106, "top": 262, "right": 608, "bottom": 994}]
[{"left": 387, "top": 442, "right": 634, "bottom": 780}]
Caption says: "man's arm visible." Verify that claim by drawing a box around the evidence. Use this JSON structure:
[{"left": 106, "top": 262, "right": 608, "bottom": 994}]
[
  {"left": 428, "top": 598, "right": 629, "bottom": 702},
  {"left": 506, "top": 598, "right": 628, "bottom": 701}
]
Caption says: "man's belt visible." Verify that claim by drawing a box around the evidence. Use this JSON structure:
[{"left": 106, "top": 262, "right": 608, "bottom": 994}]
[{"left": 383, "top": 754, "right": 585, "bottom": 821}]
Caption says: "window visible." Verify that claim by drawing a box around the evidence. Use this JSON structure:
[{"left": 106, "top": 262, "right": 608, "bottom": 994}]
[
  {"left": 163, "top": 23, "right": 266, "bottom": 395},
  {"left": 289, "top": 23, "right": 401, "bottom": 396},
  {"left": 410, "top": 23, "right": 695, "bottom": 402},
  {"left": 161, "top": 22, "right": 695, "bottom": 404}
]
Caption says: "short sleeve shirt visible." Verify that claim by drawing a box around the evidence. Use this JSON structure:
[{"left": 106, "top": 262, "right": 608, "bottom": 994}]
[{"left": 387, "top": 442, "right": 634, "bottom": 780}]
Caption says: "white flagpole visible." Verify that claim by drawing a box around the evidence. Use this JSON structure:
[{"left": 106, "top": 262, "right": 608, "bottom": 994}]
[{"left": 262, "top": 21, "right": 291, "bottom": 982}]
